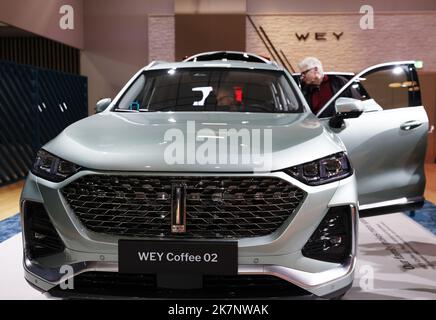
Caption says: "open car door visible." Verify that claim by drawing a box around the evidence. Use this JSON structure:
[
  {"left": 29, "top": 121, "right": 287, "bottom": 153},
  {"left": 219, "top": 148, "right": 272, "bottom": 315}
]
[{"left": 316, "top": 62, "right": 428, "bottom": 217}]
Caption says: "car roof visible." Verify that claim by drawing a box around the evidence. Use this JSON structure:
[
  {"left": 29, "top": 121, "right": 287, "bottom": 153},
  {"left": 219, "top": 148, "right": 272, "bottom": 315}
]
[
  {"left": 183, "top": 51, "right": 271, "bottom": 64},
  {"left": 144, "top": 51, "right": 284, "bottom": 72},
  {"left": 146, "top": 60, "right": 283, "bottom": 72}
]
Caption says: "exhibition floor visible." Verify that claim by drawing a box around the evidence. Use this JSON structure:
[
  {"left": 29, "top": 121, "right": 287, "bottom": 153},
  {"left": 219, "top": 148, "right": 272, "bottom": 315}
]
[{"left": 0, "top": 212, "right": 434, "bottom": 300}]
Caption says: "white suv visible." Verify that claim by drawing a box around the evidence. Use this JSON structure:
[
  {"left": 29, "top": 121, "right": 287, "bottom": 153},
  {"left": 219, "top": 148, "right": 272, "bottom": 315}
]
[{"left": 20, "top": 51, "right": 427, "bottom": 299}]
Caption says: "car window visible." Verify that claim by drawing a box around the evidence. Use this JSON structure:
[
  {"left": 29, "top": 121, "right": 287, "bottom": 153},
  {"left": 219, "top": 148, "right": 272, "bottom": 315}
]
[
  {"left": 318, "top": 65, "right": 421, "bottom": 118},
  {"left": 113, "top": 68, "right": 304, "bottom": 113},
  {"left": 356, "top": 66, "right": 418, "bottom": 109},
  {"left": 118, "top": 74, "right": 146, "bottom": 110}
]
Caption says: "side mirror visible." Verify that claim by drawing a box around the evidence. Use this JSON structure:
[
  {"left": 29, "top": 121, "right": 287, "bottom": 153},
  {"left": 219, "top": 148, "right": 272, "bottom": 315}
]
[
  {"left": 329, "top": 98, "right": 363, "bottom": 129},
  {"left": 95, "top": 98, "right": 112, "bottom": 113}
]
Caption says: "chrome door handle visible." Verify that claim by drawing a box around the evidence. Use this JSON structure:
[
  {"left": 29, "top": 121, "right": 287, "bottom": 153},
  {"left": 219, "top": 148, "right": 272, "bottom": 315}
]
[{"left": 400, "top": 120, "right": 423, "bottom": 131}]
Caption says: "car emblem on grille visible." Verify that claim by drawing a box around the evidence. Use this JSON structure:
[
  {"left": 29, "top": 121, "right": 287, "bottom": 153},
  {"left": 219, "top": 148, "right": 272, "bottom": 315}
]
[{"left": 171, "top": 183, "right": 187, "bottom": 233}]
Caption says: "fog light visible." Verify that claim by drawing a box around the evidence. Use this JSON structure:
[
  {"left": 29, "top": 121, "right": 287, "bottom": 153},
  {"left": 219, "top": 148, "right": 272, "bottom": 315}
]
[{"left": 302, "top": 206, "right": 352, "bottom": 263}]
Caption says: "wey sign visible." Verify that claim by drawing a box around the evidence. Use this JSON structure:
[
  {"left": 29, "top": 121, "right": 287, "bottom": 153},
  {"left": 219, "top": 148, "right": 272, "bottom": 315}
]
[{"left": 295, "top": 32, "right": 344, "bottom": 41}]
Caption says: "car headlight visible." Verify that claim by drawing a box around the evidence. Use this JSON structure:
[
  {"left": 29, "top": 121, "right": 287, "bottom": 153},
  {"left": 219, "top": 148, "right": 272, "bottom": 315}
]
[
  {"left": 31, "top": 149, "right": 81, "bottom": 182},
  {"left": 285, "top": 152, "right": 352, "bottom": 186}
]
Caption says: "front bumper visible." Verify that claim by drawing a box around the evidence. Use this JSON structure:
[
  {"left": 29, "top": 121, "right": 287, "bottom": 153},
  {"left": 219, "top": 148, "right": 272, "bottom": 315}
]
[{"left": 21, "top": 170, "right": 358, "bottom": 298}]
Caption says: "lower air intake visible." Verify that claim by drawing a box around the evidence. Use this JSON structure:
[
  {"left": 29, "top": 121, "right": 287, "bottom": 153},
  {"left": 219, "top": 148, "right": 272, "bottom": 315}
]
[
  {"left": 302, "top": 206, "right": 353, "bottom": 263},
  {"left": 22, "top": 201, "right": 65, "bottom": 259}
]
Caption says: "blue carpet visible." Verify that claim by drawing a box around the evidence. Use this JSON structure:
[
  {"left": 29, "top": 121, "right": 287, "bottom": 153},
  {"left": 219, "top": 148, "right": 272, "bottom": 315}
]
[
  {"left": 405, "top": 201, "right": 436, "bottom": 235},
  {"left": 0, "top": 214, "right": 21, "bottom": 243}
]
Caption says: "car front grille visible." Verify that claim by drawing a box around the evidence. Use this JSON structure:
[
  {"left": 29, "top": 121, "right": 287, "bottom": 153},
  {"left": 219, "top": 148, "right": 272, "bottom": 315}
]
[{"left": 61, "top": 175, "right": 305, "bottom": 239}]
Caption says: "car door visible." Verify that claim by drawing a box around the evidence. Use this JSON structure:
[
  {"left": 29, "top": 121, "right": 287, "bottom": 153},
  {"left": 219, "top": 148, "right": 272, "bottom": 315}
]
[{"left": 316, "top": 62, "right": 428, "bottom": 217}]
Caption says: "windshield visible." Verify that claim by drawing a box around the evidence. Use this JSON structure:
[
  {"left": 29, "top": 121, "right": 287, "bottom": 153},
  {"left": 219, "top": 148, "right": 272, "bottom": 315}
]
[{"left": 113, "top": 68, "right": 304, "bottom": 113}]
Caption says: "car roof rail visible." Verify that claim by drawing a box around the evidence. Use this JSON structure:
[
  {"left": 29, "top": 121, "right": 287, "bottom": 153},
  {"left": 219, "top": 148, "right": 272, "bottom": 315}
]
[
  {"left": 183, "top": 51, "right": 274, "bottom": 65},
  {"left": 145, "top": 60, "right": 169, "bottom": 69}
]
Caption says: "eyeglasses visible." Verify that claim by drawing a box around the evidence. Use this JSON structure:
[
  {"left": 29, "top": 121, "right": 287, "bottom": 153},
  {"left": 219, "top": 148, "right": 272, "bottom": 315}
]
[{"left": 300, "top": 67, "right": 315, "bottom": 77}]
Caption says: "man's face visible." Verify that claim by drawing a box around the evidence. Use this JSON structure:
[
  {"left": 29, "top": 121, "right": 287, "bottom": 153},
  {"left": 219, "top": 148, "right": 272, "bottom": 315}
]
[{"left": 300, "top": 67, "right": 319, "bottom": 85}]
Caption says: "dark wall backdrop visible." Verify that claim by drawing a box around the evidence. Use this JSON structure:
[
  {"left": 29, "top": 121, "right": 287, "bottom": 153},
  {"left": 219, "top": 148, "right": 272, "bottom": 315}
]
[
  {"left": 0, "top": 61, "right": 87, "bottom": 186},
  {"left": 0, "top": 36, "right": 80, "bottom": 75}
]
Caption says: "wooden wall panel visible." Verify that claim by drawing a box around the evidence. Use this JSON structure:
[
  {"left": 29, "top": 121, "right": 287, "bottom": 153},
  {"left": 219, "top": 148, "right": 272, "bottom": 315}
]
[{"left": 175, "top": 14, "right": 245, "bottom": 61}]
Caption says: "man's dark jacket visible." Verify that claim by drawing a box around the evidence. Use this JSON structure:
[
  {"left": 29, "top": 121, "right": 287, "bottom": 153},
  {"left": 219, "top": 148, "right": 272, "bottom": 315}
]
[{"left": 302, "top": 75, "right": 358, "bottom": 117}]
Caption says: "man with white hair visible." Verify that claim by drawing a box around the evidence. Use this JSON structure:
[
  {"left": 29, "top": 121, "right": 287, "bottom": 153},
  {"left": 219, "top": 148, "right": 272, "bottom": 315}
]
[{"left": 298, "top": 57, "right": 353, "bottom": 116}]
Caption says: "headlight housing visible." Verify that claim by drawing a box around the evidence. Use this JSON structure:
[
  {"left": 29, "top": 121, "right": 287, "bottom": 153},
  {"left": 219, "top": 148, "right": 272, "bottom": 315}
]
[
  {"left": 31, "top": 149, "right": 81, "bottom": 182},
  {"left": 285, "top": 152, "right": 352, "bottom": 186}
]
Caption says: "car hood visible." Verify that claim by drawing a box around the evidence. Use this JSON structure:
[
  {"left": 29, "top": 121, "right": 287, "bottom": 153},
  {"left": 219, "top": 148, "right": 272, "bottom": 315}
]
[{"left": 44, "top": 112, "right": 344, "bottom": 172}]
